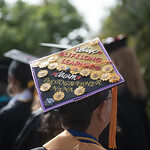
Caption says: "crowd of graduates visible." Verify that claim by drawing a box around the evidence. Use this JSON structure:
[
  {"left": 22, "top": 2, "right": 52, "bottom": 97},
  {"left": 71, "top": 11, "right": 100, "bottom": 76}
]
[{"left": 0, "top": 36, "right": 150, "bottom": 150}]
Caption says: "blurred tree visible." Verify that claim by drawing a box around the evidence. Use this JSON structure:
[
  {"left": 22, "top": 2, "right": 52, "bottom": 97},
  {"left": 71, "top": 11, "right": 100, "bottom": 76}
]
[
  {"left": 100, "top": 0, "right": 150, "bottom": 118},
  {"left": 0, "top": 0, "right": 88, "bottom": 56}
]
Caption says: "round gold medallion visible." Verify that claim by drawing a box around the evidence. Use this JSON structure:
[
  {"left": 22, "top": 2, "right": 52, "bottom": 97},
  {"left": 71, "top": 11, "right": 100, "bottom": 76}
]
[
  {"left": 40, "top": 83, "right": 51, "bottom": 92},
  {"left": 57, "top": 64, "right": 67, "bottom": 71},
  {"left": 100, "top": 73, "right": 111, "bottom": 81},
  {"left": 70, "top": 68, "right": 80, "bottom": 74},
  {"left": 48, "top": 55, "right": 58, "bottom": 63},
  {"left": 80, "top": 69, "right": 91, "bottom": 76},
  {"left": 39, "top": 61, "right": 49, "bottom": 68},
  {"left": 102, "top": 65, "right": 113, "bottom": 73},
  {"left": 74, "top": 86, "right": 86, "bottom": 96},
  {"left": 90, "top": 71, "right": 100, "bottom": 80},
  {"left": 48, "top": 62, "right": 58, "bottom": 70},
  {"left": 109, "top": 74, "right": 120, "bottom": 83},
  {"left": 37, "top": 70, "right": 48, "bottom": 78},
  {"left": 31, "top": 61, "right": 39, "bottom": 68},
  {"left": 53, "top": 91, "right": 65, "bottom": 101}
]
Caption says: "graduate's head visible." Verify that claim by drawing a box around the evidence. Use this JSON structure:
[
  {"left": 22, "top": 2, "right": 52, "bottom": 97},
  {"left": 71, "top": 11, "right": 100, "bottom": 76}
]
[
  {"left": 7, "top": 60, "right": 32, "bottom": 96},
  {"left": 103, "top": 35, "right": 147, "bottom": 99},
  {"left": 59, "top": 89, "right": 112, "bottom": 133}
]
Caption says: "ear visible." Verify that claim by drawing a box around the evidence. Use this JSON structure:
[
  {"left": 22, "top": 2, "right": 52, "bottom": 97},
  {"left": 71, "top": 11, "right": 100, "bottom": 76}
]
[{"left": 94, "top": 100, "right": 106, "bottom": 122}]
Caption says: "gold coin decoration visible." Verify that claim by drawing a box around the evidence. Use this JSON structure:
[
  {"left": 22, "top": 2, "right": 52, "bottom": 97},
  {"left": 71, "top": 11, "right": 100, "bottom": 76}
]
[
  {"left": 40, "top": 83, "right": 51, "bottom": 92},
  {"left": 109, "top": 74, "right": 120, "bottom": 83},
  {"left": 57, "top": 64, "right": 67, "bottom": 71},
  {"left": 102, "top": 65, "right": 113, "bottom": 73},
  {"left": 89, "top": 38, "right": 100, "bottom": 46},
  {"left": 74, "top": 86, "right": 86, "bottom": 96},
  {"left": 48, "top": 55, "right": 58, "bottom": 63},
  {"left": 80, "top": 69, "right": 91, "bottom": 76},
  {"left": 31, "top": 61, "right": 39, "bottom": 68},
  {"left": 48, "top": 62, "right": 58, "bottom": 70},
  {"left": 37, "top": 70, "right": 48, "bottom": 78},
  {"left": 90, "top": 71, "right": 100, "bottom": 80},
  {"left": 39, "top": 61, "right": 49, "bottom": 68},
  {"left": 70, "top": 68, "right": 80, "bottom": 74},
  {"left": 53, "top": 91, "right": 65, "bottom": 101},
  {"left": 100, "top": 73, "right": 111, "bottom": 81}
]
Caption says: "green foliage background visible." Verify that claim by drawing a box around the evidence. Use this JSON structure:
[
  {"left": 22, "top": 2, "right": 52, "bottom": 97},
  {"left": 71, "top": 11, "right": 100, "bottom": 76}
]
[
  {"left": 0, "top": 0, "right": 87, "bottom": 57},
  {"left": 100, "top": 0, "right": 150, "bottom": 119},
  {"left": 0, "top": 0, "right": 149, "bottom": 118}
]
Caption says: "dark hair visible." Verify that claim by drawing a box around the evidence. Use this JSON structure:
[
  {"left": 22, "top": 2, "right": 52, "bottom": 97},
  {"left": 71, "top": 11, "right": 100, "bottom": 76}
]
[
  {"left": 38, "top": 110, "right": 63, "bottom": 140},
  {"left": 8, "top": 60, "right": 32, "bottom": 89},
  {"left": 59, "top": 89, "right": 110, "bottom": 132}
]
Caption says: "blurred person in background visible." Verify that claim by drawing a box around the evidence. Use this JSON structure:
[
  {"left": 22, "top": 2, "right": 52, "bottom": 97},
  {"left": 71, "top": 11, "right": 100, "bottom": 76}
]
[
  {"left": 0, "top": 59, "right": 11, "bottom": 108},
  {"left": 0, "top": 60, "right": 34, "bottom": 150},
  {"left": 12, "top": 92, "right": 63, "bottom": 150},
  {"left": 100, "top": 35, "right": 150, "bottom": 150},
  {"left": 12, "top": 109, "right": 63, "bottom": 150},
  {"left": 0, "top": 82, "right": 10, "bottom": 108}
]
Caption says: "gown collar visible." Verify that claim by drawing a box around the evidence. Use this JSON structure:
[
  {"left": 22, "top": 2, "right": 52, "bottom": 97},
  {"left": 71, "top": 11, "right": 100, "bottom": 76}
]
[
  {"left": 9, "top": 89, "right": 32, "bottom": 104},
  {"left": 66, "top": 129, "right": 102, "bottom": 147}
]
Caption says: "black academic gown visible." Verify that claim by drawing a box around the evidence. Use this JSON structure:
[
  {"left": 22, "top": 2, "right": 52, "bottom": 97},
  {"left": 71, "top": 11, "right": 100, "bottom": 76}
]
[
  {"left": 12, "top": 108, "right": 43, "bottom": 150},
  {"left": 99, "top": 88, "right": 150, "bottom": 150},
  {"left": 116, "top": 89, "right": 150, "bottom": 150},
  {"left": 0, "top": 99, "right": 32, "bottom": 150},
  {"left": 12, "top": 108, "right": 63, "bottom": 150}
]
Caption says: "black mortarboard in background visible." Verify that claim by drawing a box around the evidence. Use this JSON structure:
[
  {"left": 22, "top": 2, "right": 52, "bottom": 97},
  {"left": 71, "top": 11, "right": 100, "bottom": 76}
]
[
  {"left": 4, "top": 49, "right": 39, "bottom": 88},
  {"left": 103, "top": 35, "right": 127, "bottom": 53},
  {"left": 4, "top": 49, "right": 38, "bottom": 65}
]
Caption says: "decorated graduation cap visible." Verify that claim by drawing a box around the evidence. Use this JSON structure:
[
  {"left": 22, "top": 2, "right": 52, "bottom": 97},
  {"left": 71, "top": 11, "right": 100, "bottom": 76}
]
[{"left": 30, "top": 37, "right": 124, "bottom": 149}]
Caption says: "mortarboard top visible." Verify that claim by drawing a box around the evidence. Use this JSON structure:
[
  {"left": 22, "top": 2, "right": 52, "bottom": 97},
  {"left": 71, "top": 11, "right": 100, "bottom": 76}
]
[
  {"left": 31, "top": 37, "right": 124, "bottom": 113},
  {"left": 40, "top": 43, "right": 71, "bottom": 49},
  {"left": 30, "top": 37, "right": 124, "bottom": 149},
  {"left": 40, "top": 43, "right": 71, "bottom": 56},
  {"left": 4, "top": 49, "right": 39, "bottom": 89},
  {"left": 4, "top": 49, "right": 39, "bottom": 65},
  {"left": 103, "top": 35, "right": 127, "bottom": 53}
]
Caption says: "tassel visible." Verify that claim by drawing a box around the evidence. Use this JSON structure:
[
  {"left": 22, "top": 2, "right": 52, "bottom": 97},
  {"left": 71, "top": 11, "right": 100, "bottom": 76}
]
[
  {"left": 28, "top": 80, "right": 34, "bottom": 89},
  {"left": 109, "top": 86, "right": 118, "bottom": 149}
]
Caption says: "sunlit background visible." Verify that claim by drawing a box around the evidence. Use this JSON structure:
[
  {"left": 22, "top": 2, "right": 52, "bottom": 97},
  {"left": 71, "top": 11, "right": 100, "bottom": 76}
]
[
  {"left": 0, "top": 0, "right": 150, "bottom": 119},
  {"left": 6, "top": 0, "right": 117, "bottom": 34}
]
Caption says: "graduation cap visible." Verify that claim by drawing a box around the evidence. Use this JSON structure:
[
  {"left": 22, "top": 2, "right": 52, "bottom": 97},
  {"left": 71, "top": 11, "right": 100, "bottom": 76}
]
[
  {"left": 40, "top": 43, "right": 71, "bottom": 49},
  {"left": 30, "top": 37, "right": 124, "bottom": 149},
  {"left": 4, "top": 49, "right": 39, "bottom": 64},
  {"left": 2, "top": 49, "right": 38, "bottom": 83},
  {"left": 103, "top": 35, "right": 127, "bottom": 53},
  {"left": 4, "top": 49, "right": 39, "bottom": 89},
  {"left": 40, "top": 42, "right": 71, "bottom": 55}
]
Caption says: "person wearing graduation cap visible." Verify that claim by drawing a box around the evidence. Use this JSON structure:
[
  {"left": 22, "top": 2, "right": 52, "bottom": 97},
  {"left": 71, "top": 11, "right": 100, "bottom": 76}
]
[
  {"left": 0, "top": 50, "right": 37, "bottom": 150},
  {"left": 0, "top": 59, "right": 11, "bottom": 108},
  {"left": 100, "top": 35, "right": 150, "bottom": 150},
  {"left": 12, "top": 46, "right": 70, "bottom": 150},
  {"left": 30, "top": 38, "right": 124, "bottom": 150}
]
